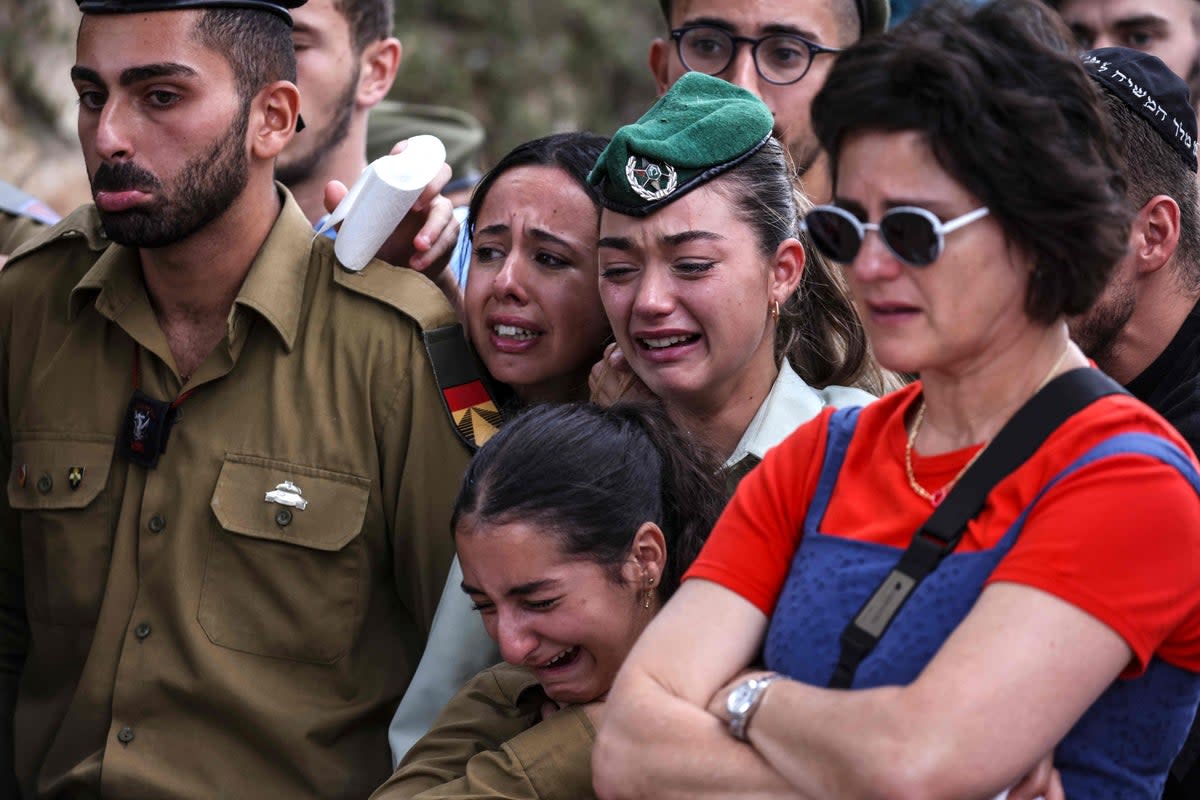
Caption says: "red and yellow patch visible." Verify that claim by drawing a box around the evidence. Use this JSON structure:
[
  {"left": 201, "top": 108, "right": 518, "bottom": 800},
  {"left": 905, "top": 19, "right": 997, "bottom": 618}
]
[{"left": 443, "top": 380, "right": 502, "bottom": 448}]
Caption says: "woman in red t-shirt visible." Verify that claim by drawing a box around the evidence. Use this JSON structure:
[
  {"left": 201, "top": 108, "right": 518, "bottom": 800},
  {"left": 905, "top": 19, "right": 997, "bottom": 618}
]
[{"left": 594, "top": 2, "right": 1200, "bottom": 798}]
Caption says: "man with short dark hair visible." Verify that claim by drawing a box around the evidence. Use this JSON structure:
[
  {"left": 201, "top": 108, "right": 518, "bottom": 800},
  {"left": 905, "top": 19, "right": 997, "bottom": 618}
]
[
  {"left": 1052, "top": 0, "right": 1200, "bottom": 112},
  {"left": 1071, "top": 46, "right": 1200, "bottom": 798},
  {"left": 0, "top": 2, "right": 471, "bottom": 797},
  {"left": 281, "top": 0, "right": 469, "bottom": 286},
  {"left": 277, "top": 0, "right": 399, "bottom": 222},
  {"left": 648, "top": 0, "right": 888, "bottom": 201}
]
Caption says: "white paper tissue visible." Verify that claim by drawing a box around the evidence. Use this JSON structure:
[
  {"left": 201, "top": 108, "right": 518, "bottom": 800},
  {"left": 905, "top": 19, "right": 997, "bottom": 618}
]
[{"left": 317, "top": 134, "right": 448, "bottom": 272}]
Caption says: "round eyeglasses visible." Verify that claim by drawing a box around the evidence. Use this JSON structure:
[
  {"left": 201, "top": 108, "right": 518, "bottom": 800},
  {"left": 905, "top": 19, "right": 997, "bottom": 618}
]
[
  {"left": 670, "top": 25, "right": 841, "bottom": 86},
  {"left": 801, "top": 205, "right": 991, "bottom": 267}
]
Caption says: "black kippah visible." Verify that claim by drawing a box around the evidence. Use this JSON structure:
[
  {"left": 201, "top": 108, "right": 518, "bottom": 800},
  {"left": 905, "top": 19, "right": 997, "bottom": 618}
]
[
  {"left": 76, "top": 0, "right": 305, "bottom": 26},
  {"left": 1083, "top": 47, "right": 1198, "bottom": 172}
]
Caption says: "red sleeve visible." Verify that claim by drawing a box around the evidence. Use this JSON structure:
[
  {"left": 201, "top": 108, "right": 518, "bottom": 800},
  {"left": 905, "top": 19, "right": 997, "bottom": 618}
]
[
  {"left": 989, "top": 451, "right": 1200, "bottom": 675},
  {"left": 684, "top": 408, "right": 834, "bottom": 615}
]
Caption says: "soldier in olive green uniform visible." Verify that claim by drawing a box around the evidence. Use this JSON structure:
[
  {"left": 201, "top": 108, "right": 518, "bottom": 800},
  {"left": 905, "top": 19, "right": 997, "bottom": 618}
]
[{"left": 0, "top": 1, "right": 472, "bottom": 798}]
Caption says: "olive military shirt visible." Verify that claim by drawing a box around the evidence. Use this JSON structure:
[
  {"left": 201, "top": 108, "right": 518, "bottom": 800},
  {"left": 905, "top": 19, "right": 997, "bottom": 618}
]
[
  {"left": 0, "top": 189, "right": 471, "bottom": 798},
  {"left": 372, "top": 663, "right": 597, "bottom": 800}
]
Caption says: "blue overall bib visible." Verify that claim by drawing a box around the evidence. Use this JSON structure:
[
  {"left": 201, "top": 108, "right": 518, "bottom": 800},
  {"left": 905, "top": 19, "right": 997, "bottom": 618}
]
[{"left": 765, "top": 406, "right": 1200, "bottom": 798}]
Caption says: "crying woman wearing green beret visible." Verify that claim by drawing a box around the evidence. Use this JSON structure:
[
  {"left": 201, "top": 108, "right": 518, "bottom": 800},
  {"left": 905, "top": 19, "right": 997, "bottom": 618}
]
[{"left": 589, "top": 71, "right": 890, "bottom": 494}]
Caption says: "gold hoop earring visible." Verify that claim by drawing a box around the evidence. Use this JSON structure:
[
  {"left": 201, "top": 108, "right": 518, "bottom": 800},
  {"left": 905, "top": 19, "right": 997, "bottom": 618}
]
[{"left": 770, "top": 300, "right": 781, "bottom": 322}]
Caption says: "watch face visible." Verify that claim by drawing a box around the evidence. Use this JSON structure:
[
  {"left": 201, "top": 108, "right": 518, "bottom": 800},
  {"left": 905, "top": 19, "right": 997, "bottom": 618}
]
[{"left": 727, "top": 681, "right": 757, "bottom": 716}]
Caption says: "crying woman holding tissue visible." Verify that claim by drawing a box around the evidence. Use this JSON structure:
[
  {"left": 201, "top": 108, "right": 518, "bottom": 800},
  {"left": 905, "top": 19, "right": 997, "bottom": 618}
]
[
  {"left": 593, "top": 1, "right": 1200, "bottom": 798},
  {"left": 460, "top": 132, "right": 612, "bottom": 406}
]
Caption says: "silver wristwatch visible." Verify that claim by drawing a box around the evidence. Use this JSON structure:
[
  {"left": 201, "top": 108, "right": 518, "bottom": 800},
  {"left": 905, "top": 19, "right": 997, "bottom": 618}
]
[{"left": 725, "top": 672, "right": 784, "bottom": 741}]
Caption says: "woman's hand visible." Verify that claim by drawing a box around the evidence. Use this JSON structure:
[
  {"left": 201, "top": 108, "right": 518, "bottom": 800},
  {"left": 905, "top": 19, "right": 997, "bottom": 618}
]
[
  {"left": 322, "top": 138, "right": 460, "bottom": 276},
  {"left": 589, "top": 343, "right": 654, "bottom": 406}
]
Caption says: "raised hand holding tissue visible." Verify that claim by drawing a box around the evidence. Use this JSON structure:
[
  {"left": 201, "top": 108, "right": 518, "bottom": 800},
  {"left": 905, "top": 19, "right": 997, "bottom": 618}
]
[{"left": 317, "top": 134, "right": 448, "bottom": 272}]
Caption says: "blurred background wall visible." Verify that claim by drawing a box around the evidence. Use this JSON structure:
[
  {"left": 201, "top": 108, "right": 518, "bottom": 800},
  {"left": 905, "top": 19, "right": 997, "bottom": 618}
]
[{"left": 0, "top": 0, "right": 661, "bottom": 214}]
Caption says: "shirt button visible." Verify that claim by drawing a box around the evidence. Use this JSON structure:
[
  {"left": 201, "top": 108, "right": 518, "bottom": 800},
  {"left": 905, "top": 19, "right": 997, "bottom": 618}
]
[
  {"left": 147, "top": 514, "right": 166, "bottom": 534},
  {"left": 275, "top": 508, "right": 293, "bottom": 527},
  {"left": 117, "top": 726, "right": 134, "bottom": 745},
  {"left": 134, "top": 622, "right": 152, "bottom": 641},
  {"left": 36, "top": 475, "right": 52, "bottom": 494}
]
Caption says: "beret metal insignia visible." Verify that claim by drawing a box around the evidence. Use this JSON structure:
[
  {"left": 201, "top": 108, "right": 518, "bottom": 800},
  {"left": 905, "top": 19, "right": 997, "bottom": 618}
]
[{"left": 625, "top": 156, "right": 678, "bottom": 201}]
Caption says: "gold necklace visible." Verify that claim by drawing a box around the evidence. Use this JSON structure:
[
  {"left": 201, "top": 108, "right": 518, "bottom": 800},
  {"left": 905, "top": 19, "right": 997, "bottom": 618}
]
[{"left": 905, "top": 345, "right": 1072, "bottom": 507}]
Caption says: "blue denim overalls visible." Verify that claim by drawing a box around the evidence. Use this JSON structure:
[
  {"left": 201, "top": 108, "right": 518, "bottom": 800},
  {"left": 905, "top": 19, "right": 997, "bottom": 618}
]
[{"left": 765, "top": 406, "right": 1200, "bottom": 798}]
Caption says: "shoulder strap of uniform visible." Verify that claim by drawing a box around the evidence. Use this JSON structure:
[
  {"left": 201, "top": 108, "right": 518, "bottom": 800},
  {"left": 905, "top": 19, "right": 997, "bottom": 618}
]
[
  {"left": 331, "top": 258, "right": 457, "bottom": 331},
  {"left": 331, "top": 259, "right": 502, "bottom": 450},
  {"left": 6, "top": 204, "right": 108, "bottom": 266},
  {"left": 423, "top": 323, "right": 503, "bottom": 451}
]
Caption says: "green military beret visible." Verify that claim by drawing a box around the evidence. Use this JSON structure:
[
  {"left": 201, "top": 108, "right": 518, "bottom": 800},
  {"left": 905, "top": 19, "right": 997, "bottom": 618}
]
[
  {"left": 588, "top": 72, "right": 773, "bottom": 217},
  {"left": 75, "top": 0, "right": 304, "bottom": 25}
]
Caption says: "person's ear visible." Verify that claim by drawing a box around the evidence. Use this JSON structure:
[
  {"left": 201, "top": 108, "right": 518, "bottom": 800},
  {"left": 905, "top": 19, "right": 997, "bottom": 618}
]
[
  {"left": 648, "top": 38, "right": 671, "bottom": 96},
  {"left": 1132, "top": 194, "right": 1181, "bottom": 276},
  {"left": 250, "top": 80, "right": 301, "bottom": 160},
  {"left": 625, "top": 522, "right": 667, "bottom": 587},
  {"left": 770, "top": 237, "right": 806, "bottom": 309},
  {"left": 357, "top": 37, "right": 402, "bottom": 109}
]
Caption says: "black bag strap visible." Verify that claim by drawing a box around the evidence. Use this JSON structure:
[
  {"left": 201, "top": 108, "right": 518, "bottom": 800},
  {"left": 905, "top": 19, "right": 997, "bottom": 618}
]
[{"left": 828, "top": 368, "right": 1126, "bottom": 689}]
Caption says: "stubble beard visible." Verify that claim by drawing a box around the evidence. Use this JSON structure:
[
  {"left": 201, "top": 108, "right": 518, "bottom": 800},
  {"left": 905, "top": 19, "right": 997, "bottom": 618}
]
[
  {"left": 1070, "top": 282, "right": 1137, "bottom": 371},
  {"left": 92, "top": 100, "right": 252, "bottom": 249},
  {"left": 274, "top": 69, "right": 358, "bottom": 188}
]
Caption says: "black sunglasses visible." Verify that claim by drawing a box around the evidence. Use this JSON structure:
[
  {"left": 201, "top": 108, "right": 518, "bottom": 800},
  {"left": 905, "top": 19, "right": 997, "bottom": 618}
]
[{"left": 801, "top": 204, "right": 991, "bottom": 267}]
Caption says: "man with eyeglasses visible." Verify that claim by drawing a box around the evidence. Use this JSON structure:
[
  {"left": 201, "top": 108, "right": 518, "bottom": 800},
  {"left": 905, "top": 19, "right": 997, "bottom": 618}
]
[{"left": 648, "top": 0, "right": 889, "bottom": 202}]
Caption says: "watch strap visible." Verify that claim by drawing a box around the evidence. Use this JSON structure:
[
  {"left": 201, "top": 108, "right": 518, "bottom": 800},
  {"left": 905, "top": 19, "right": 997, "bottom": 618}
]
[{"left": 728, "top": 672, "right": 783, "bottom": 741}]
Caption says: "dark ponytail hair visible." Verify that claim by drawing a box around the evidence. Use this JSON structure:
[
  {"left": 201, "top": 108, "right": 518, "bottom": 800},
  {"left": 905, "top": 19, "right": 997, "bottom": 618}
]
[{"left": 451, "top": 402, "right": 725, "bottom": 599}]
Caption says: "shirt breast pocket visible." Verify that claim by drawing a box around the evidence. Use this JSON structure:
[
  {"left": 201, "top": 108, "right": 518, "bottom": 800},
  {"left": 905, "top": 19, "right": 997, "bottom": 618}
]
[
  {"left": 201, "top": 453, "right": 372, "bottom": 664},
  {"left": 8, "top": 436, "right": 117, "bottom": 626}
]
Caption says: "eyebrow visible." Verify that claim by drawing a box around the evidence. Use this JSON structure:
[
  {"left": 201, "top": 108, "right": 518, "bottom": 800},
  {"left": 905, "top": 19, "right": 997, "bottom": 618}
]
[
  {"left": 1114, "top": 15, "right": 1169, "bottom": 33},
  {"left": 664, "top": 230, "right": 724, "bottom": 247},
  {"left": 71, "top": 63, "right": 198, "bottom": 87},
  {"left": 682, "top": 15, "right": 820, "bottom": 41},
  {"left": 529, "top": 228, "right": 577, "bottom": 251},
  {"left": 476, "top": 223, "right": 509, "bottom": 238},
  {"left": 598, "top": 235, "right": 635, "bottom": 251},
  {"left": 460, "top": 578, "right": 561, "bottom": 598}
]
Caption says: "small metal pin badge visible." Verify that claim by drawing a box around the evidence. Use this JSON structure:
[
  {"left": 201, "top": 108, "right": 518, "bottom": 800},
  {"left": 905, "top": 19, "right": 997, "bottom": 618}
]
[
  {"left": 15, "top": 464, "right": 27, "bottom": 488},
  {"left": 264, "top": 480, "right": 308, "bottom": 511},
  {"left": 68, "top": 467, "right": 84, "bottom": 491}
]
